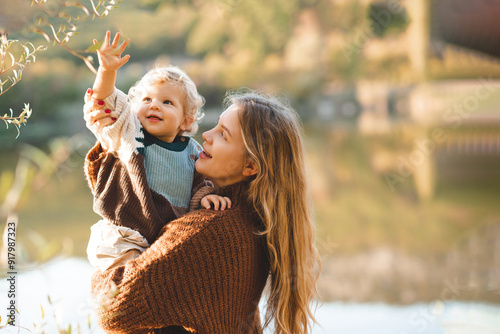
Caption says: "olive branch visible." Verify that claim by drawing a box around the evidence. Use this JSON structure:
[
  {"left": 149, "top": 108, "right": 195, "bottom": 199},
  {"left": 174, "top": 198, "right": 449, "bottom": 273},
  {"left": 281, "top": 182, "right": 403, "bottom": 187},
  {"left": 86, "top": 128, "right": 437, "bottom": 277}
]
[
  {"left": 0, "top": 0, "right": 122, "bottom": 137},
  {"left": 29, "top": 0, "right": 122, "bottom": 73},
  {"left": 0, "top": 37, "right": 45, "bottom": 137}
]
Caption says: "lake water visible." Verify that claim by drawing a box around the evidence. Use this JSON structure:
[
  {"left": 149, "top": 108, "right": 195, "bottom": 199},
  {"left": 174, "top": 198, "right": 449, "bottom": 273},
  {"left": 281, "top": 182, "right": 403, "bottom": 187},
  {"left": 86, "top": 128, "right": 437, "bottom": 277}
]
[{"left": 1, "top": 258, "right": 499, "bottom": 333}]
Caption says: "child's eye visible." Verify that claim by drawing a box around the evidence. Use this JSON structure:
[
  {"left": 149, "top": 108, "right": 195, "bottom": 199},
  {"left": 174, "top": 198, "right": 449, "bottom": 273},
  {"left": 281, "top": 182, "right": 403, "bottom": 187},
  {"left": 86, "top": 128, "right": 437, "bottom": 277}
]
[
  {"left": 163, "top": 100, "right": 172, "bottom": 105},
  {"left": 220, "top": 131, "right": 225, "bottom": 138},
  {"left": 143, "top": 97, "right": 151, "bottom": 102}
]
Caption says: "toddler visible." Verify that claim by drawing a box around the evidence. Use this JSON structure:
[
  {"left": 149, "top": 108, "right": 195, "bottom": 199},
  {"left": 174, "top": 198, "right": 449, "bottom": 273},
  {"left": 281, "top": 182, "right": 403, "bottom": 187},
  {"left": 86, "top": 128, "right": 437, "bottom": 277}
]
[{"left": 84, "top": 31, "right": 228, "bottom": 271}]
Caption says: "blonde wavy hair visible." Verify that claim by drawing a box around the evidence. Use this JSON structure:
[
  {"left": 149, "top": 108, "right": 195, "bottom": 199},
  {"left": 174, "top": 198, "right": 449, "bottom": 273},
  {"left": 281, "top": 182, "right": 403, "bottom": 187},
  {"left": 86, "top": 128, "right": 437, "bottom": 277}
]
[
  {"left": 128, "top": 65, "right": 205, "bottom": 135},
  {"left": 225, "top": 91, "right": 321, "bottom": 334}
]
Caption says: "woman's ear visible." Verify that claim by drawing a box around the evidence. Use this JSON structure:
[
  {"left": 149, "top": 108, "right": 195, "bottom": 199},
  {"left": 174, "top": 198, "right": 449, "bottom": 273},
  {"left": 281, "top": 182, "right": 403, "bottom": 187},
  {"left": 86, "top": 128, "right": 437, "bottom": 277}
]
[{"left": 242, "top": 160, "right": 258, "bottom": 177}]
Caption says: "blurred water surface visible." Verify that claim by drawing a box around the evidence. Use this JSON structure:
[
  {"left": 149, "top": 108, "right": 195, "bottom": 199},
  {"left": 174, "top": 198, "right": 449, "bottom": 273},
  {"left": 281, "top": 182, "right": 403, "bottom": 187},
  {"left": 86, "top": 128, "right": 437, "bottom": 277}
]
[{"left": 0, "top": 257, "right": 499, "bottom": 333}]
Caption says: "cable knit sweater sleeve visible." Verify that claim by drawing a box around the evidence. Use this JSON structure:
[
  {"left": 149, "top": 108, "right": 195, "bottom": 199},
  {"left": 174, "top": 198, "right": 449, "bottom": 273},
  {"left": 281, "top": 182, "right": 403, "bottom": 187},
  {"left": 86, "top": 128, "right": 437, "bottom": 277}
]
[
  {"left": 90, "top": 182, "right": 269, "bottom": 334},
  {"left": 85, "top": 88, "right": 140, "bottom": 163}
]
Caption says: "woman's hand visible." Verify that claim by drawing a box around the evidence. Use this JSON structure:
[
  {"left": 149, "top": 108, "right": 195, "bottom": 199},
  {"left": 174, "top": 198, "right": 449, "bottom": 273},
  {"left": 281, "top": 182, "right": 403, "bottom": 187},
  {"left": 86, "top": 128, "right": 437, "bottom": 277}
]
[
  {"left": 83, "top": 88, "right": 116, "bottom": 131},
  {"left": 95, "top": 31, "right": 130, "bottom": 72}
]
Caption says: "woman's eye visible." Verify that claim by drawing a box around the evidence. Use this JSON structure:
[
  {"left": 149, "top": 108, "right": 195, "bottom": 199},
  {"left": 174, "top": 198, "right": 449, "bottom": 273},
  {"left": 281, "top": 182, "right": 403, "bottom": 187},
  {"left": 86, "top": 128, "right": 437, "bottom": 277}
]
[{"left": 220, "top": 131, "right": 225, "bottom": 138}]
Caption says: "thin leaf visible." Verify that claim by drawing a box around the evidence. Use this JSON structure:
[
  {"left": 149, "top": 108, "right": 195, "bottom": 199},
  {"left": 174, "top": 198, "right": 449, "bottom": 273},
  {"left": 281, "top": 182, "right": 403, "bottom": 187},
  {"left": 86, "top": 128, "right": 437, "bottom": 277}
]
[
  {"left": 85, "top": 43, "right": 100, "bottom": 52},
  {"left": 14, "top": 125, "right": 20, "bottom": 139},
  {"left": 9, "top": 52, "right": 15, "bottom": 68},
  {"left": 24, "top": 104, "right": 32, "bottom": 117},
  {"left": 21, "top": 44, "right": 30, "bottom": 56}
]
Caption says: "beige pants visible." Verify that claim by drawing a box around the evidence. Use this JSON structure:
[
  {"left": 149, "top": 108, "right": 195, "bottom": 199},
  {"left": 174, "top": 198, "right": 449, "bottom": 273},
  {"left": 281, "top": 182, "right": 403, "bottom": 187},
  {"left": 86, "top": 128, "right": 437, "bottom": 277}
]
[{"left": 87, "top": 220, "right": 149, "bottom": 271}]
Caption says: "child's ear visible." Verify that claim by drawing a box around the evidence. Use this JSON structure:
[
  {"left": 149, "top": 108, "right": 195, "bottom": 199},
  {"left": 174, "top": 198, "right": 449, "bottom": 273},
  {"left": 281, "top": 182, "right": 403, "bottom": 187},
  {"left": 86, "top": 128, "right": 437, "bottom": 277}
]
[
  {"left": 180, "top": 115, "right": 195, "bottom": 131},
  {"left": 242, "top": 160, "right": 258, "bottom": 177}
]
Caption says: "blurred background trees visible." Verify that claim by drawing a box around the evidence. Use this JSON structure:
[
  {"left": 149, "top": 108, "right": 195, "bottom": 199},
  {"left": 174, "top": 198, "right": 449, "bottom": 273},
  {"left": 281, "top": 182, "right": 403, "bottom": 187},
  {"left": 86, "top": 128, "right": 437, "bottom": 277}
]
[{"left": 1, "top": 0, "right": 500, "bottom": 304}]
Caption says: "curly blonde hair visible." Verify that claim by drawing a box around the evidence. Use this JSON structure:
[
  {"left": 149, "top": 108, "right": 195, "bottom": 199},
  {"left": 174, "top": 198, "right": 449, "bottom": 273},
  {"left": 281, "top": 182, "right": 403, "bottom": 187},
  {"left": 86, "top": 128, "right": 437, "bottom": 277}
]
[{"left": 128, "top": 65, "right": 205, "bottom": 135}]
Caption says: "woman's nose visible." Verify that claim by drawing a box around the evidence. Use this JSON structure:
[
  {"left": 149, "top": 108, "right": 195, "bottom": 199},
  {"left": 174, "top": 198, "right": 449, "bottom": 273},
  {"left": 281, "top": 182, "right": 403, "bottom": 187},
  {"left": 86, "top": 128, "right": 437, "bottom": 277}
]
[{"left": 202, "top": 130, "right": 211, "bottom": 143}]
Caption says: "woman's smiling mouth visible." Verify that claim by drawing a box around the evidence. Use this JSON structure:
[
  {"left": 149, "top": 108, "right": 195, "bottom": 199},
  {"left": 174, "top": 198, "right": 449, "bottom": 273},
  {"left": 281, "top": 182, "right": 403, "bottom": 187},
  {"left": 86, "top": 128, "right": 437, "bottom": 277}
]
[{"left": 200, "top": 150, "right": 212, "bottom": 159}]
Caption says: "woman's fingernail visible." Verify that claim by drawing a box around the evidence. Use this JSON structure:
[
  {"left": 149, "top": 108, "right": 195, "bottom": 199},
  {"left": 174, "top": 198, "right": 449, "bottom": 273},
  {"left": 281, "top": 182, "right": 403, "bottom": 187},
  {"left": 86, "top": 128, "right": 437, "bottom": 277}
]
[
  {"left": 111, "top": 117, "right": 117, "bottom": 121},
  {"left": 87, "top": 88, "right": 93, "bottom": 94},
  {"left": 105, "top": 109, "right": 111, "bottom": 114},
  {"left": 98, "top": 101, "right": 105, "bottom": 105}
]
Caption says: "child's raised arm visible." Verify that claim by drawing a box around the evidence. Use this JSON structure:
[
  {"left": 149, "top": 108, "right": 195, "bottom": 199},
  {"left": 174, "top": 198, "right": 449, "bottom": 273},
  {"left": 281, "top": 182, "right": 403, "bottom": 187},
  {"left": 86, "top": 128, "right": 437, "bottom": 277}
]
[{"left": 92, "top": 31, "right": 130, "bottom": 100}]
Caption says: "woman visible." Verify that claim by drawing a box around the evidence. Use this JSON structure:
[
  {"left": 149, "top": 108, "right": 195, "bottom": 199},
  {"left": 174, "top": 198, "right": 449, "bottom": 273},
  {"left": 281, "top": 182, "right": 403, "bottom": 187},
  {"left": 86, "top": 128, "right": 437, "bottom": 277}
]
[{"left": 84, "top": 90, "right": 321, "bottom": 333}]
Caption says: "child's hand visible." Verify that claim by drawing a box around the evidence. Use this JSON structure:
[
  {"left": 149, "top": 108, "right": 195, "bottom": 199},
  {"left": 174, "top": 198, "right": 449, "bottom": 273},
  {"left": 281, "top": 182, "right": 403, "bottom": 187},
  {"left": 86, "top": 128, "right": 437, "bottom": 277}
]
[
  {"left": 201, "top": 195, "right": 232, "bottom": 211},
  {"left": 95, "top": 31, "right": 130, "bottom": 72}
]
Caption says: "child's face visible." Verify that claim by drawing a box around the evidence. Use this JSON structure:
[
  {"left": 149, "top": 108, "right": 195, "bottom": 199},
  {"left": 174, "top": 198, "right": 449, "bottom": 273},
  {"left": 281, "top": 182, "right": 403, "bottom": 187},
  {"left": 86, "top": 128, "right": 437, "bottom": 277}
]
[{"left": 135, "top": 82, "right": 191, "bottom": 143}]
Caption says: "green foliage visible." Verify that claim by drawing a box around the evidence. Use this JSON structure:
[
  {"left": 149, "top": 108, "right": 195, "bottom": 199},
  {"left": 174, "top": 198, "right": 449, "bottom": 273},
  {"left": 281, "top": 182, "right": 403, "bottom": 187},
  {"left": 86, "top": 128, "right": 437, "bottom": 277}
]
[
  {"left": 0, "top": 37, "right": 44, "bottom": 135},
  {"left": 368, "top": 2, "right": 409, "bottom": 37},
  {"left": 181, "top": 0, "right": 305, "bottom": 61},
  {"left": 0, "top": 39, "right": 46, "bottom": 94},
  {"left": 0, "top": 0, "right": 122, "bottom": 138},
  {"left": 0, "top": 57, "right": 84, "bottom": 131},
  {"left": 28, "top": 0, "right": 122, "bottom": 72},
  {"left": 1, "top": 103, "right": 32, "bottom": 138}
]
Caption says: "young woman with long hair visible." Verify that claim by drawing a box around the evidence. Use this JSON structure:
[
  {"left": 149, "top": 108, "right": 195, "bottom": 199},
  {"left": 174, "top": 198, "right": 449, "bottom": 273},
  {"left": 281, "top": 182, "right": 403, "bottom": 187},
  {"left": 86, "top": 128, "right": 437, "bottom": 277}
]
[
  {"left": 229, "top": 92, "right": 321, "bottom": 333},
  {"left": 84, "top": 89, "right": 321, "bottom": 333}
]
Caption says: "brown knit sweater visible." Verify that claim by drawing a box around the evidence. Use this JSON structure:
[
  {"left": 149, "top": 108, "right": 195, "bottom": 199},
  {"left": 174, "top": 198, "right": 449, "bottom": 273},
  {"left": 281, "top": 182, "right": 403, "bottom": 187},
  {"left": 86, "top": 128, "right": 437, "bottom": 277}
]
[{"left": 90, "top": 179, "right": 270, "bottom": 333}]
